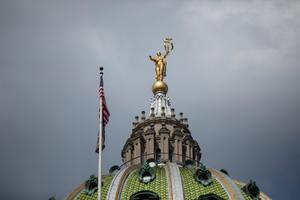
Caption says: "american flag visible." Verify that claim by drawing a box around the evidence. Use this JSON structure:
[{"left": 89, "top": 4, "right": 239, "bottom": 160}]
[{"left": 96, "top": 70, "right": 110, "bottom": 153}]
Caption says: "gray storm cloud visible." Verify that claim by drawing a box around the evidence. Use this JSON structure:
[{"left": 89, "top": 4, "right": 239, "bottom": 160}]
[{"left": 0, "top": 1, "right": 299, "bottom": 199}]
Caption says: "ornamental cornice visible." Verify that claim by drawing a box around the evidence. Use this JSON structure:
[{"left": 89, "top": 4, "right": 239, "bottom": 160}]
[
  {"left": 132, "top": 117, "right": 188, "bottom": 133},
  {"left": 159, "top": 124, "right": 170, "bottom": 135}
]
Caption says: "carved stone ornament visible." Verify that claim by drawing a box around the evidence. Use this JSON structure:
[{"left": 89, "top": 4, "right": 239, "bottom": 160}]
[
  {"left": 194, "top": 163, "right": 213, "bottom": 186},
  {"left": 138, "top": 163, "right": 156, "bottom": 184},
  {"left": 84, "top": 175, "right": 98, "bottom": 196}
]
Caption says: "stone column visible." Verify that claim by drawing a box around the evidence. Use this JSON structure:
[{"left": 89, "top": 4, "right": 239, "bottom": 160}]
[
  {"left": 194, "top": 150, "right": 199, "bottom": 166},
  {"left": 164, "top": 136, "right": 169, "bottom": 160},
  {"left": 128, "top": 147, "right": 132, "bottom": 165},
  {"left": 145, "top": 125, "right": 155, "bottom": 160},
  {"left": 125, "top": 150, "right": 128, "bottom": 162},
  {"left": 186, "top": 141, "right": 190, "bottom": 160},
  {"left": 178, "top": 140, "right": 182, "bottom": 163},
  {"left": 159, "top": 139, "right": 163, "bottom": 160},
  {"left": 190, "top": 145, "right": 194, "bottom": 161},
  {"left": 159, "top": 124, "right": 170, "bottom": 161},
  {"left": 174, "top": 139, "right": 178, "bottom": 162},
  {"left": 149, "top": 136, "right": 154, "bottom": 159},
  {"left": 145, "top": 138, "right": 149, "bottom": 158},
  {"left": 133, "top": 139, "right": 141, "bottom": 165},
  {"left": 145, "top": 135, "right": 154, "bottom": 160}
]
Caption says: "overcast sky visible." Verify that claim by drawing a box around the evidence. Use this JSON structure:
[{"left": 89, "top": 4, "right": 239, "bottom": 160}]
[{"left": 0, "top": 1, "right": 300, "bottom": 199}]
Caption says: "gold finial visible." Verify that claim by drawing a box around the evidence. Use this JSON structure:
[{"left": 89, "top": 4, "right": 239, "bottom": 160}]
[
  {"left": 149, "top": 38, "right": 173, "bottom": 94},
  {"left": 152, "top": 80, "right": 168, "bottom": 94}
]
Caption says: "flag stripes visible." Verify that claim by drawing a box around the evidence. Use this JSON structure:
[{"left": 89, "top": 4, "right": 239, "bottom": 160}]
[
  {"left": 99, "top": 86, "right": 110, "bottom": 125},
  {"left": 96, "top": 70, "right": 110, "bottom": 153}
]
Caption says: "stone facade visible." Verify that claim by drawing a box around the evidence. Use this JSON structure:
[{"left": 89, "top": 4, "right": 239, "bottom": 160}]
[{"left": 121, "top": 111, "right": 201, "bottom": 166}]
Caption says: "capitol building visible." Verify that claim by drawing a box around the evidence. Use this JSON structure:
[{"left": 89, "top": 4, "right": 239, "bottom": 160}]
[{"left": 65, "top": 39, "right": 271, "bottom": 200}]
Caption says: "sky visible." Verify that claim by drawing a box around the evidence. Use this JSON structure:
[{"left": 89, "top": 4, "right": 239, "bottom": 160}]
[{"left": 0, "top": 0, "right": 300, "bottom": 199}]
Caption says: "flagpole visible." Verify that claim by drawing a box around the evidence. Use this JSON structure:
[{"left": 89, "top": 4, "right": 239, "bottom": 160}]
[{"left": 98, "top": 67, "right": 103, "bottom": 200}]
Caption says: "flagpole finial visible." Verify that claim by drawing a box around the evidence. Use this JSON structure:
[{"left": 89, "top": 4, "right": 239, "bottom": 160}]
[
  {"left": 99, "top": 67, "right": 104, "bottom": 87},
  {"left": 99, "top": 67, "right": 104, "bottom": 75}
]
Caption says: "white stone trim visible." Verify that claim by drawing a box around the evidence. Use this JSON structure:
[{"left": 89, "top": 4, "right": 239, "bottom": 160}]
[
  {"left": 211, "top": 169, "right": 244, "bottom": 200},
  {"left": 168, "top": 163, "right": 184, "bottom": 200},
  {"left": 106, "top": 166, "right": 129, "bottom": 200},
  {"left": 212, "top": 175, "right": 233, "bottom": 200}
]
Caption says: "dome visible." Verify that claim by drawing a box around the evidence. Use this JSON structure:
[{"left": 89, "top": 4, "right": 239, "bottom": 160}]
[
  {"left": 65, "top": 40, "right": 271, "bottom": 200},
  {"left": 65, "top": 81, "right": 271, "bottom": 200},
  {"left": 66, "top": 162, "right": 271, "bottom": 200}
]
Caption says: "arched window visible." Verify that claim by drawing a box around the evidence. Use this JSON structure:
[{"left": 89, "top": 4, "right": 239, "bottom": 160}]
[
  {"left": 130, "top": 190, "right": 159, "bottom": 200},
  {"left": 198, "top": 193, "right": 224, "bottom": 200},
  {"left": 182, "top": 145, "right": 186, "bottom": 163},
  {"left": 168, "top": 147, "right": 173, "bottom": 162},
  {"left": 193, "top": 147, "right": 196, "bottom": 160},
  {"left": 155, "top": 148, "right": 161, "bottom": 162}
]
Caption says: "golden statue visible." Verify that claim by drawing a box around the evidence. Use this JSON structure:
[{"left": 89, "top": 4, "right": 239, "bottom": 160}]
[{"left": 149, "top": 38, "right": 174, "bottom": 81}]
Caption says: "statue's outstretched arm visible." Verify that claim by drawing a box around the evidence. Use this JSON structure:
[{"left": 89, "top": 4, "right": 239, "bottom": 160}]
[{"left": 149, "top": 55, "right": 155, "bottom": 62}]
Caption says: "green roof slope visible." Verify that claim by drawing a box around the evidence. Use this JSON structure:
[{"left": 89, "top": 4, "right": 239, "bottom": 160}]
[
  {"left": 121, "top": 166, "right": 168, "bottom": 200},
  {"left": 237, "top": 184, "right": 253, "bottom": 200},
  {"left": 180, "top": 167, "right": 229, "bottom": 200},
  {"left": 76, "top": 175, "right": 113, "bottom": 200}
]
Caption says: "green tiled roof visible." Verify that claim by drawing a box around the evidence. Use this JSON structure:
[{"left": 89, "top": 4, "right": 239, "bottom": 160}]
[
  {"left": 71, "top": 166, "right": 264, "bottom": 200},
  {"left": 121, "top": 166, "right": 168, "bottom": 200},
  {"left": 76, "top": 175, "right": 113, "bottom": 200},
  {"left": 180, "top": 167, "right": 229, "bottom": 200},
  {"left": 241, "top": 190, "right": 252, "bottom": 200}
]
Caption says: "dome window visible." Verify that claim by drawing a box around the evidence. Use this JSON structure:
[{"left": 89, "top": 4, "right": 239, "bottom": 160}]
[
  {"left": 155, "top": 148, "right": 161, "bottom": 163},
  {"left": 130, "top": 190, "right": 159, "bottom": 200},
  {"left": 198, "top": 193, "right": 224, "bottom": 200}
]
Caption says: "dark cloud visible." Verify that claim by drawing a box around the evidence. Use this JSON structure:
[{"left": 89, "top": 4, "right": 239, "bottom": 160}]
[{"left": 0, "top": 1, "right": 299, "bottom": 199}]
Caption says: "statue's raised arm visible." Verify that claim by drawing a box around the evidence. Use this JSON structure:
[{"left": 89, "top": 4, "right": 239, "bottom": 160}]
[{"left": 163, "top": 50, "right": 169, "bottom": 59}]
